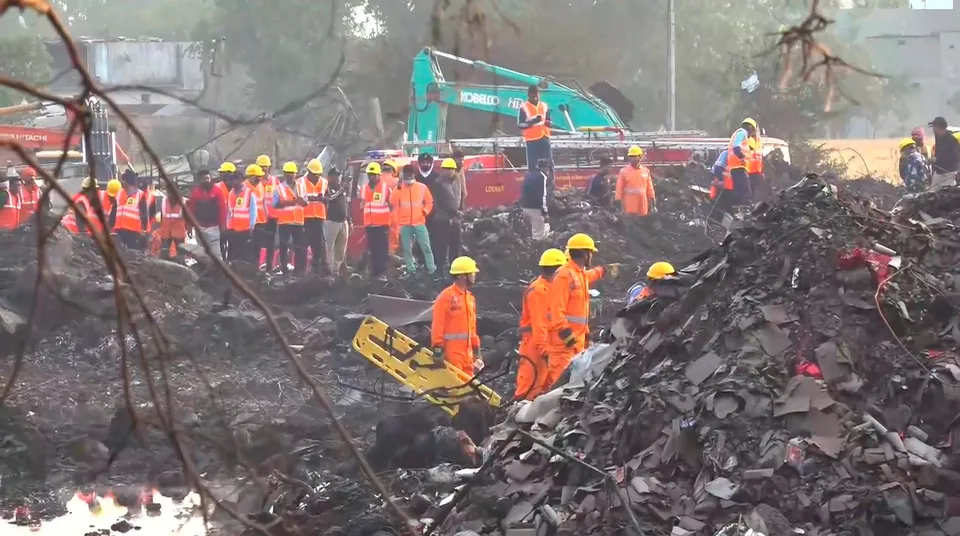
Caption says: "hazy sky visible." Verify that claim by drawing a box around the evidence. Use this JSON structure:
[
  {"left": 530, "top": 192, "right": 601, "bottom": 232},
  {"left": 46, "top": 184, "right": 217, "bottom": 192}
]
[{"left": 912, "top": 0, "right": 953, "bottom": 7}]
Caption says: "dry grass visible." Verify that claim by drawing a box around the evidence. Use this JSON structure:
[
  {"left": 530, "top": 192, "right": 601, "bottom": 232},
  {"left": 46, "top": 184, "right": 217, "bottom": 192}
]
[{"left": 811, "top": 138, "right": 907, "bottom": 184}]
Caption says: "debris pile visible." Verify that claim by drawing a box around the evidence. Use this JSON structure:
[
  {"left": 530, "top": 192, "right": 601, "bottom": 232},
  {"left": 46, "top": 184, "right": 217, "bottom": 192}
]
[{"left": 440, "top": 178, "right": 960, "bottom": 535}]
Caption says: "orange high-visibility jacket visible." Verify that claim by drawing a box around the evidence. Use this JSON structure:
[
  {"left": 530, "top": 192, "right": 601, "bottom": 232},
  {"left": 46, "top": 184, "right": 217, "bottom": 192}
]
[
  {"left": 300, "top": 175, "right": 328, "bottom": 219},
  {"left": 0, "top": 190, "right": 21, "bottom": 229},
  {"left": 361, "top": 181, "right": 392, "bottom": 226},
  {"left": 248, "top": 181, "right": 267, "bottom": 224},
  {"left": 520, "top": 101, "right": 550, "bottom": 142},
  {"left": 615, "top": 164, "right": 656, "bottom": 216},
  {"left": 431, "top": 283, "right": 480, "bottom": 374},
  {"left": 261, "top": 176, "right": 280, "bottom": 220},
  {"left": 274, "top": 182, "right": 305, "bottom": 225},
  {"left": 726, "top": 128, "right": 750, "bottom": 169},
  {"left": 546, "top": 260, "right": 605, "bottom": 354},
  {"left": 159, "top": 196, "right": 187, "bottom": 240},
  {"left": 227, "top": 188, "right": 255, "bottom": 231},
  {"left": 389, "top": 181, "right": 434, "bottom": 226},
  {"left": 113, "top": 189, "right": 145, "bottom": 232},
  {"left": 18, "top": 184, "right": 40, "bottom": 225},
  {"left": 519, "top": 275, "right": 551, "bottom": 359},
  {"left": 746, "top": 134, "right": 764, "bottom": 175}
]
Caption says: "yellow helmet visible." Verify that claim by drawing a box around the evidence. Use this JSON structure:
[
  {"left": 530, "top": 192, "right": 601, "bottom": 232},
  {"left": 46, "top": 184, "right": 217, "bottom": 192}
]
[
  {"left": 245, "top": 164, "right": 265, "bottom": 177},
  {"left": 449, "top": 256, "right": 479, "bottom": 275},
  {"left": 627, "top": 146, "right": 644, "bottom": 158},
  {"left": 256, "top": 155, "right": 271, "bottom": 168},
  {"left": 566, "top": 233, "right": 597, "bottom": 252},
  {"left": 81, "top": 177, "right": 99, "bottom": 190},
  {"left": 218, "top": 162, "right": 237, "bottom": 173},
  {"left": 366, "top": 162, "right": 382, "bottom": 175},
  {"left": 538, "top": 248, "right": 566, "bottom": 267},
  {"left": 647, "top": 261, "right": 676, "bottom": 280},
  {"left": 307, "top": 159, "right": 323, "bottom": 175},
  {"left": 282, "top": 161, "right": 298, "bottom": 174},
  {"left": 898, "top": 138, "right": 917, "bottom": 151},
  {"left": 742, "top": 117, "right": 758, "bottom": 129},
  {"left": 106, "top": 179, "right": 122, "bottom": 196},
  {"left": 441, "top": 158, "right": 458, "bottom": 170},
  {"left": 383, "top": 159, "right": 397, "bottom": 171}
]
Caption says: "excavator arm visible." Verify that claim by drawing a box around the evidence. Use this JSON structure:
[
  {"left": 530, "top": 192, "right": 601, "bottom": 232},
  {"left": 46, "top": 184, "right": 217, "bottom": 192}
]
[{"left": 407, "top": 48, "right": 629, "bottom": 151}]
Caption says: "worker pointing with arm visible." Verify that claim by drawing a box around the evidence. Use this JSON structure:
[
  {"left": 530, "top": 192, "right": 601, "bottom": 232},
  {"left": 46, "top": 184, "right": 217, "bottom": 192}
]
[
  {"left": 515, "top": 248, "right": 566, "bottom": 400},
  {"left": 543, "top": 234, "right": 620, "bottom": 389},
  {"left": 431, "top": 256, "right": 482, "bottom": 375}
]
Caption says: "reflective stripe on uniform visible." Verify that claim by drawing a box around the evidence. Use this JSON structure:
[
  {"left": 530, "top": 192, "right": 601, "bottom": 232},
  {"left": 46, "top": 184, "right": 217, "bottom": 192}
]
[
  {"left": 444, "top": 333, "right": 470, "bottom": 341},
  {"left": 565, "top": 315, "right": 588, "bottom": 324}
]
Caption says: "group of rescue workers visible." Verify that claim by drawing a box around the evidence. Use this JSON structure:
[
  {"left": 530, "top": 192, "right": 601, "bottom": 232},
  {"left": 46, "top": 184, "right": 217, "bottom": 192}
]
[{"left": 897, "top": 117, "right": 960, "bottom": 194}]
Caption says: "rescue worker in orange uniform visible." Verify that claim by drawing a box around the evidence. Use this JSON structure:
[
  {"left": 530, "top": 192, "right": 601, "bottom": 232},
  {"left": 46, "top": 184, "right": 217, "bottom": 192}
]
[
  {"left": 615, "top": 146, "right": 657, "bottom": 216},
  {"left": 62, "top": 177, "right": 105, "bottom": 236},
  {"left": 629, "top": 261, "right": 681, "bottom": 304},
  {"left": 390, "top": 164, "right": 436, "bottom": 277},
  {"left": 431, "top": 256, "right": 482, "bottom": 375},
  {"left": 18, "top": 167, "right": 41, "bottom": 226},
  {"left": 254, "top": 154, "right": 279, "bottom": 271},
  {"left": 361, "top": 162, "right": 393, "bottom": 281},
  {"left": 382, "top": 159, "right": 401, "bottom": 255},
  {"left": 273, "top": 162, "right": 307, "bottom": 274},
  {"left": 224, "top": 165, "right": 262, "bottom": 263},
  {"left": 544, "top": 233, "right": 620, "bottom": 388},
  {"left": 745, "top": 134, "right": 766, "bottom": 202},
  {"left": 0, "top": 175, "right": 21, "bottom": 230},
  {"left": 157, "top": 190, "right": 188, "bottom": 259},
  {"left": 727, "top": 118, "right": 757, "bottom": 206},
  {"left": 515, "top": 248, "right": 565, "bottom": 400},
  {"left": 299, "top": 159, "right": 328, "bottom": 274},
  {"left": 113, "top": 170, "right": 151, "bottom": 250}
]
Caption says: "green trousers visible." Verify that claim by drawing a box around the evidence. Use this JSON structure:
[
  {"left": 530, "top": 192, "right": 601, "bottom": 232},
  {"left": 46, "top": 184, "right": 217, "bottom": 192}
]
[{"left": 400, "top": 224, "right": 436, "bottom": 274}]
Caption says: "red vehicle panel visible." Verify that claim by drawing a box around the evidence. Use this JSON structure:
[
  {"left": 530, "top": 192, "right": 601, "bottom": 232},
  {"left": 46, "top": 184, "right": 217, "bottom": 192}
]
[{"left": 0, "top": 126, "right": 82, "bottom": 150}]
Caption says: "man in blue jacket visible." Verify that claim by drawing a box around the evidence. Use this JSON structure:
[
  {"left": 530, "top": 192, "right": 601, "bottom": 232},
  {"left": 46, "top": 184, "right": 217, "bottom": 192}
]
[{"left": 520, "top": 158, "right": 552, "bottom": 239}]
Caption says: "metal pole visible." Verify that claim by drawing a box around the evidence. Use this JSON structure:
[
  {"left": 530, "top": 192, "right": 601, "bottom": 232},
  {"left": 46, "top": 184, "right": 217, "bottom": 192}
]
[{"left": 667, "top": 0, "right": 676, "bottom": 130}]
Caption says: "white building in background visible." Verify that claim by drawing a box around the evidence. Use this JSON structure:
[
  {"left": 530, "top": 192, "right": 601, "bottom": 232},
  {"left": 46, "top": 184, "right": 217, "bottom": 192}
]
[{"left": 836, "top": 4, "right": 960, "bottom": 137}]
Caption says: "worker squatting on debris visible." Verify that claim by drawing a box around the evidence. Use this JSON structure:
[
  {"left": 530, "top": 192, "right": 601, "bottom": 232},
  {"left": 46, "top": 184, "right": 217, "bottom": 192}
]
[
  {"left": 515, "top": 248, "right": 566, "bottom": 400},
  {"left": 898, "top": 138, "right": 930, "bottom": 194},
  {"left": 544, "top": 233, "right": 620, "bottom": 387},
  {"left": 186, "top": 168, "right": 227, "bottom": 259},
  {"left": 361, "top": 162, "right": 392, "bottom": 281},
  {"left": 927, "top": 117, "right": 960, "bottom": 191},
  {"left": 726, "top": 118, "right": 758, "bottom": 206},
  {"left": 586, "top": 156, "right": 614, "bottom": 207},
  {"left": 520, "top": 158, "right": 553, "bottom": 240},
  {"left": 431, "top": 256, "right": 482, "bottom": 375},
  {"left": 390, "top": 164, "right": 437, "bottom": 277},
  {"left": 626, "top": 261, "right": 683, "bottom": 306},
  {"left": 615, "top": 146, "right": 657, "bottom": 216},
  {"left": 518, "top": 84, "right": 553, "bottom": 175}
]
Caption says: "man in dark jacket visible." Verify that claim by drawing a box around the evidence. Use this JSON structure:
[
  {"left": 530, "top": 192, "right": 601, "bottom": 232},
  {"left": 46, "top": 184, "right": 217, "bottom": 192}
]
[
  {"left": 429, "top": 161, "right": 462, "bottom": 274},
  {"left": 587, "top": 156, "right": 613, "bottom": 206},
  {"left": 928, "top": 116, "right": 959, "bottom": 191},
  {"left": 520, "top": 158, "right": 552, "bottom": 239}
]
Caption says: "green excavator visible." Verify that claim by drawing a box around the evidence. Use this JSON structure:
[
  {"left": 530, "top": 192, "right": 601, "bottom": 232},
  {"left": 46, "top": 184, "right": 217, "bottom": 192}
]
[{"left": 406, "top": 47, "right": 638, "bottom": 150}]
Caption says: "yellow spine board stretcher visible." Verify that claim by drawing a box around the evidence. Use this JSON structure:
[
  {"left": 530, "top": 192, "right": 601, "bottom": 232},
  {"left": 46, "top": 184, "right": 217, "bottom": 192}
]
[{"left": 351, "top": 315, "right": 502, "bottom": 415}]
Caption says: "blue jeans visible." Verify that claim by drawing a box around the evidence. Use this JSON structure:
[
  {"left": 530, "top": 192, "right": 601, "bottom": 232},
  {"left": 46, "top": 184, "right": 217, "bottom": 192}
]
[
  {"left": 400, "top": 224, "right": 436, "bottom": 274},
  {"left": 525, "top": 137, "right": 553, "bottom": 173}
]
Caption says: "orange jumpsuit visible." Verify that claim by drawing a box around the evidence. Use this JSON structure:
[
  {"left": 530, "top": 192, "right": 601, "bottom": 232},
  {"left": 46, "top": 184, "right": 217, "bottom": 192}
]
[
  {"left": 544, "top": 260, "right": 605, "bottom": 386},
  {"left": 383, "top": 173, "right": 401, "bottom": 253},
  {"left": 18, "top": 184, "right": 40, "bottom": 226},
  {"left": 515, "top": 275, "right": 552, "bottom": 400},
  {"left": 615, "top": 164, "right": 656, "bottom": 216},
  {"left": 431, "top": 283, "right": 480, "bottom": 375}
]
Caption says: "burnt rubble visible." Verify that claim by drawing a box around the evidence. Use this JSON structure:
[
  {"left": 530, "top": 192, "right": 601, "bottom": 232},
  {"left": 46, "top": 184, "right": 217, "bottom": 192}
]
[{"left": 430, "top": 178, "right": 960, "bottom": 535}]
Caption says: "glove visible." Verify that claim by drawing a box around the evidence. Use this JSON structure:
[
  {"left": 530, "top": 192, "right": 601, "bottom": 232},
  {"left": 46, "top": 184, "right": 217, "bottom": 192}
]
[
  {"left": 606, "top": 263, "right": 621, "bottom": 279},
  {"left": 474, "top": 359, "right": 485, "bottom": 373},
  {"left": 558, "top": 327, "right": 576, "bottom": 348},
  {"left": 431, "top": 346, "right": 444, "bottom": 358}
]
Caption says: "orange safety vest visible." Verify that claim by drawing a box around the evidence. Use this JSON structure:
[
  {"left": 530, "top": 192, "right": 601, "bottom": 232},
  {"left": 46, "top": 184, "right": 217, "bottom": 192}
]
[
  {"left": 746, "top": 134, "right": 764, "bottom": 174},
  {"left": 709, "top": 168, "right": 734, "bottom": 200},
  {"left": 113, "top": 189, "right": 144, "bottom": 232},
  {"left": 521, "top": 101, "right": 550, "bottom": 142},
  {"left": 159, "top": 196, "right": 187, "bottom": 240},
  {"left": 246, "top": 181, "right": 267, "bottom": 224},
  {"left": 0, "top": 190, "right": 21, "bottom": 229},
  {"left": 361, "top": 181, "right": 392, "bottom": 226},
  {"left": 262, "top": 176, "right": 280, "bottom": 219},
  {"left": 726, "top": 128, "right": 750, "bottom": 170},
  {"left": 215, "top": 181, "right": 228, "bottom": 198},
  {"left": 62, "top": 194, "right": 104, "bottom": 235},
  {"left": 18, "top": 185, "right": 40, "bottom": 225},
  {"left": 389, "top": 181, "right": 433, "bottom": 226},
  {"left": 275, "top": 182, "right": 305, "bottom": 225},
  {"left": 300, "top": 176, "right": 328, "bottom": 219},
  {"left": 226, "top": 188, "right": 254, "bottom": 231}
]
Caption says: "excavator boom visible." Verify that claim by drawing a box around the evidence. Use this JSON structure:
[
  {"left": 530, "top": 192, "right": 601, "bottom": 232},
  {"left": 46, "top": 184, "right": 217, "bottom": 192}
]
[{"left": 408, "top": 47, "right": 627, "bottom": 150}]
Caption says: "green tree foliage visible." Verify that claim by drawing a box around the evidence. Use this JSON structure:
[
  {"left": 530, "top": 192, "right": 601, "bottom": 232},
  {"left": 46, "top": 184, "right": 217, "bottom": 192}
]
[{"left": 0, "top": 34, "right": 53, "bottom": 110}]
